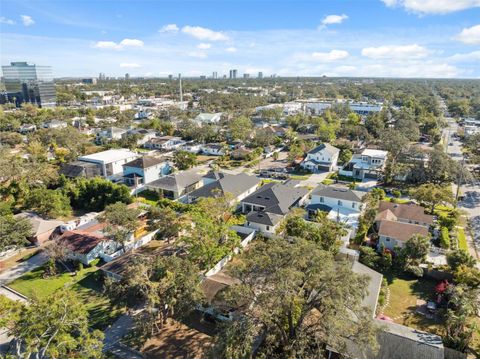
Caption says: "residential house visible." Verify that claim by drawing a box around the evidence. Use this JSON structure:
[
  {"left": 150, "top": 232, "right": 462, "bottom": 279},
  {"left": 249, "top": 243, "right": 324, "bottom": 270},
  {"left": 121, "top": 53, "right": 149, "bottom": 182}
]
[
  {"left": 122, "top": 156, "right": 170, "bottom": 187},
  {"left": 241, "top": 181, "right": 309, "bottom": 235},
  {"left": 42, "top": 120, "right": 67, "bottom": 129},
  {"left": 19, "top": 124, "right": 36, "bottom": 134},
  {"left": 56, "top": 230, "right": 116, "bottom": 265},
  {"left": 377, "top": 220, "right": 429, "bottom": 251},
  {"left": 180, "top": 141, "right": 202, "bottom": 154},
  {"left": 339, "top": 148, "right": 388, "bottom": 180},
  {"left": 144, "top": 136, "right": 186, "bottom": 151},
  {"left": 146, "top": 169, "right": 204, "bottom": 200},
  {"left": 59, "top": 160, "right": 102, "bottom": 178},
  {"left": 78, "top": 149, "right": 139, "bottom": 180},
  {"left": 95, "top": 127, "right": 127, "bottom": 144},
  {"left": 201, "top": 143, "right": 226, "bottom": 156},
  {"left": 375, "top": 201, "right": 433, "bottom": 251},
  {"left": 194, "top": 113, "right": 222, "bottom": 126},
  {"left": 300, "top": 143, "right": 340, "bottom": 172},
  {"left": 230, "top": 147, "right": 253, "bottom": 160},
  {"left": 14, "top": 212, "right": 64, "bottom": 245},
  {"left": 125, "top": 128, "right": 157, "bottom": 146},
  {"left": 306, "top": 184, "right": 366, "bottom": 230},
  {"left": 186, "top": 172, "right": 261, "bottom": 205}
]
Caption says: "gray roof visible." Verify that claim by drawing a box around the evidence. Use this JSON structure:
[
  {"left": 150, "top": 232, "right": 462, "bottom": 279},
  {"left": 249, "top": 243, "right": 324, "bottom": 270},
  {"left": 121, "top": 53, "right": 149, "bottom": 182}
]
[
  {"left": 123, "top": 156, "right": 166, "bottom": 169},
  {"left": 146, "top": 169, "right": 203, "bottom": 192},
  {"left": 242, "top": 182, "right": 309, "bottom": 215},
  {"left": 351, "top": 261, "right": 383, "bottom": 316},
  {"left": 246, "top": 211, "right": 284, "bottom": 226},
  {"left": 308, "top": 143, "right": 340, "bottom": 156},
  {"left": 59, "top": 161, "right": 100, "bottom": 178},
  {"left": 188, "top": 172, "right": 261, "bottom": 200},
  {"left": 14, "top": 212, "right": 64, "bottom": 237},
  {"left": 312, "top": 184, "right": 366, "bottom": 202}
]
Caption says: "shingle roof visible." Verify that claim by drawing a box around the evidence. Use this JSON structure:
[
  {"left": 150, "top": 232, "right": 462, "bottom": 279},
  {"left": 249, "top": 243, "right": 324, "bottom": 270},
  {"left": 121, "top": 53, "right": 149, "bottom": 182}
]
[
  {"left": 123, "top": 156, "right": 166, "bottom": 169},
  {"left": 146, "top": 169, "right": 203, "bottom": 192},
  {"left": 378, "top": 201, "right": 434, "bottom": 225},
  {"left": 57, "top": 230, "right": 106, "bottom": 255},
  {"left": 378, "top": 220, "right": 429, "bottom": 242},
  {"left": 189, "top": 172, "right": 261, "bottom": 200},
  {"left": 308, "top": 143, "right": 340, "bottom": 156},
  {"left": 242, "top": 182, "right": 309, "bottom": 215},
  {"left": 312, "top": 184, "right": 366, "bottom": 202},
  {"left": 246, "top": 211, "right": 284, "bottom": 226},
  {"left": 14, "top": 212, "right": 64, "bottom": 237},
  {"left": 59, "top": 161, "right": 100, "bottom": 177}
]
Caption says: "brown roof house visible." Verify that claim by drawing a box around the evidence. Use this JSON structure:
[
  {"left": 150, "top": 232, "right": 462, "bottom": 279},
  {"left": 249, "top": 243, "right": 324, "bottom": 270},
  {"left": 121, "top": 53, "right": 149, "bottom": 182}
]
[
  {"left": 375, "top": 201, "right": 433, "bottom": 251},
  {"left": 14, "top": 212, "right": 64, "bottom": 245},
  {"left": 57, "top": 230, "right": 118, "bottom": 265}
]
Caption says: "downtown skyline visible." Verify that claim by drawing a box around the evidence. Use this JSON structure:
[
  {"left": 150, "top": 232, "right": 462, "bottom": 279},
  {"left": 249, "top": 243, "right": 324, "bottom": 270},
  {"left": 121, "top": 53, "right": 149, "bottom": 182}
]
[{"left": 1, "top": 0, "right": 480, "bottom": 78}]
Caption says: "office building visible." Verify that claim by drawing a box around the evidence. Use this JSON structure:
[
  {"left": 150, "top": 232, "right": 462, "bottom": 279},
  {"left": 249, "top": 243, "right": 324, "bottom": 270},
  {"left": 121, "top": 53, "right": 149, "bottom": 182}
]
[
  {"left": 243, "top": 73, "right": 250, "bottom": 79},
  {"left": 229, "top": 69, "right": 237, "bottom": 79},
  {"left": 258, "top": 72, "right": 263, "bottom": 79},
  {"left": 212, "top": 71, "right": 218, "bottom": 79},
  {"left": 125, "top": 73, "right": 130, "bottom": 80},
  {"left": 1, "top": 62, "right": 56, "bottom": 107},
  {"left": 98, "top": 73, "right": 106, "bottom": 81},
  {"left": 200, "top": 75, "right": 206, "bottom": 80}
]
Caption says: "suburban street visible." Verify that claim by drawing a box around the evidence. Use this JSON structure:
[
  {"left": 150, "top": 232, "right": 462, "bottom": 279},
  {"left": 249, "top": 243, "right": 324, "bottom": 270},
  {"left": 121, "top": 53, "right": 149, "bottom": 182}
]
[{"left": 444, "top": 119, "right": 480, "bottom": 257}]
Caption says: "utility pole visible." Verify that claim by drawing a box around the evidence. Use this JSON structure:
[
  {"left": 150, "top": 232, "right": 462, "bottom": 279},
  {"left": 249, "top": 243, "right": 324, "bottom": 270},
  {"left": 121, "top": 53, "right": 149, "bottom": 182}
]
[
  {"left": 178, "top": 73, "right": 183, "bottom": 102},
  {"left": 455, "top": 157, "right": 465, "bottom": 205}
]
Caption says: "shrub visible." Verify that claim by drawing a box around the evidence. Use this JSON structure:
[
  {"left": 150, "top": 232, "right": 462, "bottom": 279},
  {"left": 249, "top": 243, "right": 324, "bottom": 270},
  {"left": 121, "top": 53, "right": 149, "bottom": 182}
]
[
  {"left": 438, "top": 213, "right": 457, "bottom": 231},
  {"left": 392, "top": 189, "right": 401, "bottom": 198},
  {"left": 440, "top": 227, "right": 451, "bottom": 249}
]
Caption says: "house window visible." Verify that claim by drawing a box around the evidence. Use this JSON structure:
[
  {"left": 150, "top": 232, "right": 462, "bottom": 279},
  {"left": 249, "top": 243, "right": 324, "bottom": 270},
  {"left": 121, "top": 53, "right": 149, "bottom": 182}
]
[
  {"left": 352, "top": 202, "right": 356, "bottom": 208},
  {"left": 266, "top": 226, "right": 270, "bottom": 231},
  {"left": 385, "top": 237, "right": 390, "bottom": 242},
  {"left": 338, "top": 200, "right": 343, "bottom": 206}
]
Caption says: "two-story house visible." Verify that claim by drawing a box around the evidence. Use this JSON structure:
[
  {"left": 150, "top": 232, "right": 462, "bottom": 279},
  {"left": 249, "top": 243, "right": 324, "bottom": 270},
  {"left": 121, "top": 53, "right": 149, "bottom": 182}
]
[
  {"left": 375, "top": 201, "right": 433, "bottom": 251},
  {"left": 95, "top": 127, "right": 128, "bottom": 144},
  {"left": 146, "top": 169, "right": 204, "bottom": 200},
  {"left": 201, "top": 143, "right": 226, "bottom": 156},
  {"left": 78, "top": 149, "right": 139, "bottom": 180},
  {"left": 339, "top": 149, "right": 388, "bottom": 180},
  {"left": 306, "top": 184, "right": 366, "bottom": 230},
  {"left": 180, "top": 141, "right": 203, "bottom": 154},
  {"left": 122, "top": 156, "right": 170, "bottom": 187},
  {"left": 300, "top": 143, "right": 340, "bottom": 172},
  {"left": 194, "top": 113, "right": 222, "bottom": 126},
  {"left": 240, "top": 181, "right": 309, "bottom": 236}
]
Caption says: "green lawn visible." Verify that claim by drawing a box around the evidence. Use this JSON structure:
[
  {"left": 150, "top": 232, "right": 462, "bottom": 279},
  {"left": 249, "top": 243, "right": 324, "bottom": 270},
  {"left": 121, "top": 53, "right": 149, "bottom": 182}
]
[
  {"left": 9, "top": 265, "right": 124, "bottom": 330},
  {"left": 456, "top": 227, "right": 468, "bottom": 251},
  {"left": 137, "top": 190, "right": 160, "bottom": 206}
]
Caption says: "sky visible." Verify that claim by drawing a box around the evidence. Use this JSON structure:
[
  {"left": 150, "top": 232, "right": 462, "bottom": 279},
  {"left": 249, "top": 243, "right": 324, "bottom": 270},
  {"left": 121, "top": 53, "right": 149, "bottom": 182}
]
[{"left": 1, "top": 0, "right": 480, "bottom": 78}]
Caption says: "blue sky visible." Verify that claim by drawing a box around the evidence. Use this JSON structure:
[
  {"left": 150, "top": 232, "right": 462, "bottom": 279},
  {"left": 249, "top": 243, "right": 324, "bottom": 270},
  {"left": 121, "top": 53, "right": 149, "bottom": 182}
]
[{"left": 1, "top": 0, "right": 479, "bottom": 78}]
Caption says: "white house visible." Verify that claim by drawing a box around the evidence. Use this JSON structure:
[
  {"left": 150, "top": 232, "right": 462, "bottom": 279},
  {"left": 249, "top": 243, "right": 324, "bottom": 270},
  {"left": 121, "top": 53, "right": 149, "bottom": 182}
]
[
  {"left": 377, "top": 221, "right": 429, "bottom": 251},
  {"left": 201, "top": 143, "right": 226, "bottom": 156},
  {"left": 78, "top": 149, "right": 139, "bottom": 179},
  {"left": 57, "top": 230, "right": 117, "bottom": 265},
  {"left": 144, "top": 136, "right": 186, "bottom": 150},
  {"left": 96, "top": 127, "right": 127, "bottom": 144},
  {"left": 180, "top": 141, "right": 202, "bottom": 154},
  {"left": 306, "top": 185, "right": 366, "bottom": 230},
  {"left": 194, "top": 113, "right": 222, "bottom": 126},
  {"left": 122, "top": 156, "right": 171, "bottom": 187},
  {"left": 339, "top": 149, "right": 388, "bottom": 180},
  {"left": 42, "top": 120, "right": 67, "bottom": 129},
  {"left": 125, "top": 129, "right": 157, "bottom": 145},
  {"left": 300, "top": 143, "right": 340, "bottom": 172}
]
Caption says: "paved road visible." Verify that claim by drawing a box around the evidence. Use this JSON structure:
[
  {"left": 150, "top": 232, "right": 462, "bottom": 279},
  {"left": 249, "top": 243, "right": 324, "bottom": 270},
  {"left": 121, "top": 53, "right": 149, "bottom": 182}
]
[
  {"left": 444, "top": 119, "right": 480, "bottom": 256},
  {"left": 103, "top": 308, "right": 145, "bottom": 358},
  {"left": 0, "top": 251, "right": 48, "bottom": 286}
]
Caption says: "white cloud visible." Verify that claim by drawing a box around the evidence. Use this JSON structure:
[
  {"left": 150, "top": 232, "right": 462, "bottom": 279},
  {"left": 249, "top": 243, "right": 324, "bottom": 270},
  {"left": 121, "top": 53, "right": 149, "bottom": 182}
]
[
  {"left": 197, "top": 43, "right": 211, "bottom": 49},
  {"left": 93, "top": 38, "right": 144, "bottom": 50},
  {"left": 181, "top": 25, "right": 229, "bottom": 41},
  {"left": 20, "top": 15, "right": 34, "bottom": 26},
  {"left": 120, "top": 62, "right": 141, "bottom": 68},
  {"left": 320, "top": 14, "right": 348, "bottom": 27},
  {"left": 310, "top": 50, "right": 349, "bottom": 61},
  {"left": 0, "top": 17, "right": 16, "bottom": 25},
  {"left": 456, "top": 24, "right": 480, "bottom": 45},
  {"left": 225, "top": 46, "right": 237, "bottom": 53},
  {"left": 381, "top": 0, "right": 480, "bottom": 14},
  {"left": 361, "top": 44, "right": 430, "bottom": 59},
  {"left": 448, "top": 50, "right": 480, "bottom": 62},
  {"left": 159, "top": 24, "right": 179, "bottom": 33},
  {"left": 186, "top": 51, "right": 208, "bottom": 59}
]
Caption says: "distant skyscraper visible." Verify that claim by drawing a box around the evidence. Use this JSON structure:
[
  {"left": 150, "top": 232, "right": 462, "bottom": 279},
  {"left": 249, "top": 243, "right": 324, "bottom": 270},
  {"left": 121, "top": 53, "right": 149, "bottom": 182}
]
[
  {"left": 229, "top": 69, "right": 237, "bottom": 79},
  {"left": 258, "top": 72, "right": 263, "bottom": 79},
  {"left": 200, "top": 75, "right": 206, "bottom": 79},
  {"left": 243, "top": 73, "right": 250, "bottom": 78},
  {"left": 125, "top": 73, "right": 130, "bottom": 80},
  {"left": 1, "top": 62, "right": 56, "bottom": 108},
  {"left": 98, "top": 72, "right": 106, "bottom": 81},
  {"left": 168, "top": 74, "right": 173, "bottom": 80},
  {"left": 212, "top": 71, "right": 218, "bottom": 79}
]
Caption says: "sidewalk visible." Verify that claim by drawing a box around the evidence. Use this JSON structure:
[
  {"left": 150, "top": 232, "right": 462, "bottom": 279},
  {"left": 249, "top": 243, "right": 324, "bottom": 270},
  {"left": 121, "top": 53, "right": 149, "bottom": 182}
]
[{"left": 0, "top": 252, "right": 48, "bottom": 286}]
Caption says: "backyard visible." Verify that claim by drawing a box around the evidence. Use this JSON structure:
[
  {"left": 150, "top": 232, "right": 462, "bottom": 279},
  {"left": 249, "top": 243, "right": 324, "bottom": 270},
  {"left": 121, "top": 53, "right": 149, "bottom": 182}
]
[{"left": 8, "top": 264, "right": 124, "bottom": 329}]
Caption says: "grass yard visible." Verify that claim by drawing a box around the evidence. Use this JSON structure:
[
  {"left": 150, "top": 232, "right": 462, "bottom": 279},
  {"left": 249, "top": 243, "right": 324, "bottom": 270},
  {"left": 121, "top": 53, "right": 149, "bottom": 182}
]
[
  {"left": 382, "top": 272, "right": 444, "bottom": 332},
  {"left": 9, "top": 265, "right": 124, "bottom": 330},
  {"left": 456, "top": 227, "right": 468, "bottom": 251},
  {"left": 137, "top": 190, "right": 160, "bottom": 206}
]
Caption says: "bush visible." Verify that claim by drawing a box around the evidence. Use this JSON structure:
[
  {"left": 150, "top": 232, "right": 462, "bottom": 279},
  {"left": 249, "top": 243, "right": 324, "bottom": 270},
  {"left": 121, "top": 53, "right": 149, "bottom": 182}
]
[
  {"left": 392, "top": 190, "right": 401, "bottom": 198},
  {"left": 438, "top": 213, "right": 457, "bottom": 231},
  {"left": 440, "top": 226, "right": 451, "bottom": 249}
]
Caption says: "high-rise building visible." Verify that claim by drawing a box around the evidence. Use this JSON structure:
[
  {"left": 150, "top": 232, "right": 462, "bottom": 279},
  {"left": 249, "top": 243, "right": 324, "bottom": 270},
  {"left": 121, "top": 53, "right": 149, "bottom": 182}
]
[
  {"left": 258, "top": 72, "right": 263, "bottom": 79},
  {"left": 212, "top": 71, "right": 218, "bottom": 79},
  {"left": 168, "top": 74, "right": 173, "bottom": 80},
  {"left": 229, "top": 69, "right": 237, "bottom": 79},
  {"left": 243, "top": 73, "right": 250, "bottom": 79},
  {"left": 1, "top": 62, "right": 56, "bottom": 107},
  {"left": 125, "top": 73, "right": 130, "bottom": 81},
  {"left": 98, "top": 72, "right": 106, "bottom": 81}
]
